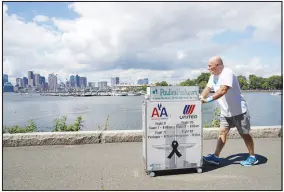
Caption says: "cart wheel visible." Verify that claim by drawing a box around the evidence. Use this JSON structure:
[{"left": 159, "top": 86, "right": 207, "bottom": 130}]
[
  {"left": 149, "top": 172, "right": 155, "bottom": 177},
  {"left": 196, "top": 168, "right": 202, "bottom": 173}
]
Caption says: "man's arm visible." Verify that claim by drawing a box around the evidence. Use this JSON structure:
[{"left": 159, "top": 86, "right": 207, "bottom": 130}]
[
  {"left": 211, "top": 85, "right": 229, "bottom": 100},
  {"left": 202, "top": 85, "right": 230, "bottom": 103},
  {"left": 200, "top": 86, "right": 211, "bottom": 99}
]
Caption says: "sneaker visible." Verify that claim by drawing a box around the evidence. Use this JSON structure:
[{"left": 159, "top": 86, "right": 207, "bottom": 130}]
[
  {"left": 203, "top": 154, "right": 220, "bottom": 165},
  {"left": 240, "top": 156, "right": 258, "bottom": 166}
]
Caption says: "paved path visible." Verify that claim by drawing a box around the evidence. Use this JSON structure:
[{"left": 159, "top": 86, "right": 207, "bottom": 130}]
[{"left": 3, "top": 138, "right": 282, "bottom": 190}]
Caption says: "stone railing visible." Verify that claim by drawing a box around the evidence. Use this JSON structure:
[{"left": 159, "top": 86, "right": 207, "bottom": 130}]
[{"left": 3, "top": 126, "right": 282, "bottom": 147}]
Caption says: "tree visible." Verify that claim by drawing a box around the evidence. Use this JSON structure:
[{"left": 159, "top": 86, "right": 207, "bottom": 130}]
[
  {"left": 197, "top": 73, "right": 210, "bottom": 84},
  {"left": 156, "top": 81, "right": 168, "bottom": 86},
  {"left": 261, "top": 81, "right": 269, "bottom": 90},
  {"left": 198, "top": 81, "right": 207, "bottom": 89},
  {"left": 267, "top": 75, "right": 282, "bottom": 90},
  {"left": 237, "top": 75, "right": 248, "bottom": 90},
  {"left": 179, "top": 79, "right": 197, "bottom": 86},
  {"left": 141, "top": 85, "right": 147, "bottom": 92}
]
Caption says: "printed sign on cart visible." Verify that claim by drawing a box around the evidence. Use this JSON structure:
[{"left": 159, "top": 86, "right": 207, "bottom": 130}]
[
  {"left": 147, "top": 86, "right": 199, "bottom": 101},
  {"left": 146, "top": 101, "right": 202, "bottom": 171}
]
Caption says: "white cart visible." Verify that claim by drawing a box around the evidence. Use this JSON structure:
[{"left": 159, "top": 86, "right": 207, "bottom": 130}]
[{"left": 142, "top": 86, "right": 203, "bottom": 177}]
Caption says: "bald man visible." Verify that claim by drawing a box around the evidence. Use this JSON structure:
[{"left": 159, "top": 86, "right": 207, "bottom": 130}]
[{"left": 200, "top": 56, "right": 258, "bottom": 166}]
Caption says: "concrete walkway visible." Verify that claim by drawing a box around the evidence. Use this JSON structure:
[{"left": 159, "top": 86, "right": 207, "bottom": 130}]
[{"left": 3, "top": 138, "right": 282, "bottom": 190}]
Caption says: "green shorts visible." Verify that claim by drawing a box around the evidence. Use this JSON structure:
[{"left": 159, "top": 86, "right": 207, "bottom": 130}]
[{"left": 220, "top": 111, "right": 251, "bottom": 134}]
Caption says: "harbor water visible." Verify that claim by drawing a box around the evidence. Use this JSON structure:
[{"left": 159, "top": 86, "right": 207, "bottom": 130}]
[{"left": 3, "top": 92, "right": 282, "bottom": 132}]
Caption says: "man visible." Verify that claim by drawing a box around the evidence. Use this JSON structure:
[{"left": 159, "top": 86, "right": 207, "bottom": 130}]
[{"left": 200, "top": 56, "right": 258, "bottom": 166}]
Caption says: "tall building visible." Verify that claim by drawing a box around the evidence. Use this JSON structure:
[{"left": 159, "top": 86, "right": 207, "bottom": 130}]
[
  {"left": 16, "top": 78, "right": 24, "bottom": 87},
  {"left": 16, "top": 78, "right": 22, "bottom": 87},
  {"left": 44, "top": 82, "right": 49, "bottom": 90},
  {"left": 3, "top": 74, "right": 8, "bottom": 86},
  {"left": 23, "top": 77, "right": 28, "bottom": 88},
  {"left": 28, "top": 71, "right": 34, "bottom": 87},
  {"left": 48, "top": 74, "right": 57, "bottom": 91},
  {"left": 75, "top": 75, "right": 80, "bottom": 88},
  {"left": 143, "top": 78, "right": 149, "bottom": 84},
  {"left": 111, "top": 77, "right": 115, "bottom": 87},
  {"left": 111, "top": 77, "right": 120, "bottom": 87},
  {"left": 137, "top": 78, "right": 149, "bottom": 85},
  {"left": 80, "top": 77, "right": 87, "bottom": 88},
  {"left": 98, "top": 81, "right": 108, "bottom": 90},
  {"left": 88, "top": 82, "right": 95, "bottom": 87},
  {"left": 34, "top": 74, "right": 41, "bottom": 87},
  {"left": 40, "top": 76, "right": 45, "bottom": 85},
  {"left": 115, "top": 77, "right": 120, "bottom": 85},
  {"left": 70, "top": 75, "right": 76, "bottom": 87},
  {"left": 20, "top": 79, "right": 24, "bottom": 88},
  {"left": 3, "top": 82, "right": 14, "bottom": 92}
]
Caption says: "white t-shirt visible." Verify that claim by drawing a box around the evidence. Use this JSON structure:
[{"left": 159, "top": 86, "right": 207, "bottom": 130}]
[{"left": 206, "top": 67, "right": 248, "bottom": 117}]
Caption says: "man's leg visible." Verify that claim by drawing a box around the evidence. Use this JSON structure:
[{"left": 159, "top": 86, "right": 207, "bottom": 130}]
[
  {"left": 214, "top": 127, "right": 230, "bottom": 157},
  {"left": 240, "top": 133, "right": 254, "bottom": 156},
  {"left": 234, "top": 112, "right": 258, "bottom": 166},
  {"left": 203, "top": 115, "right": 232, "bottom": 165}
]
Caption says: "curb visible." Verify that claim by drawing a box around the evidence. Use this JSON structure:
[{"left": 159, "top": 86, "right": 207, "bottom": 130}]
[{"left": 3, "top": 126, "right": 282, "bottom": 147}]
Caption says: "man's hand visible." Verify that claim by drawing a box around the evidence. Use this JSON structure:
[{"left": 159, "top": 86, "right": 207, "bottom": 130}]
[
  {"left": 199, "top": 95, "right": 213, "bottom": 103},
  {"left": 199, "top": 95, "right": 207, "bottom": 103}
]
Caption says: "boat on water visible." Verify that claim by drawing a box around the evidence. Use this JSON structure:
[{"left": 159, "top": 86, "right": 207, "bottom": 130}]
[
  {"left": 271, "top": 92, "right": 282, "bottom": 96},
  {"left": 128, "top": 92, "right": 142, "bottom": 96},
  {"left": 111, "top": 91, "right": 128, "bottom": 96}
]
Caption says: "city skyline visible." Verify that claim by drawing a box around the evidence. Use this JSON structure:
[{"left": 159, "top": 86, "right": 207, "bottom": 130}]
[
  {"left": 3, "top": 70, "right": 151, "bottom": 91},
  {"left": 3, "top": 2, "right": 281, "bottom": 85}
]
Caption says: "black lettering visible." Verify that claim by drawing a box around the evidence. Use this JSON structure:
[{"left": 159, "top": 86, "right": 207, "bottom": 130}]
[
  {"left": 155, "top": 131, "right": 162, "bottom": 134},
  {"left": 148, "top": 136, "right": 160, "bottom": 139}
]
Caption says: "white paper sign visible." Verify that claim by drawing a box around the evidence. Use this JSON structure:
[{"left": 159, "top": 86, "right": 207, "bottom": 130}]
[{"left": 146, "top": 100, "right": 202, "bottom": 171}]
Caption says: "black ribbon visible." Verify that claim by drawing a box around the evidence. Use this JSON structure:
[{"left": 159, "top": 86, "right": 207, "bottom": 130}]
[{"left": 167, "top": 140, "right": 182, "bottom": 159}]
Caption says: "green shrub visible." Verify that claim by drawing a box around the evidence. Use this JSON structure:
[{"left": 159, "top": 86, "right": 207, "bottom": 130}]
[
  {"left": 98, "top": 115, "right": 109, "bottom": 131},
  {"left": 204, "top": 107, "right": 220, "bottom": 128},
  {"left": 5, "top": 119, "right": 37, "bottom": 133},
  {"left": 53, "top": 116, "right": 83, "bottom": 132}
]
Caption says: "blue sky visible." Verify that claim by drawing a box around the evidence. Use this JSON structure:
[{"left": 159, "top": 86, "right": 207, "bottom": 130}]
[
  {"left": 3, "top": 2, "right": 282, "bottom": 84},
  {"left": 4, "top": 2, "right": 78, "bottom": 20}
]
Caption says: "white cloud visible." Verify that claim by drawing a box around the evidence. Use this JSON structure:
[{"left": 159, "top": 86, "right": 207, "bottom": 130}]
[
  {"left": 3, "top": 4, "right": 8, "bottom": 13},
  {"left": 225, "top": 57, "right": 281, "bottom": 78},
  {"left": 3, "top": 2, "right": 281, "bottom": 85},
  {"left": 33, "top": 15, "right": 50, "bottom": 22}
]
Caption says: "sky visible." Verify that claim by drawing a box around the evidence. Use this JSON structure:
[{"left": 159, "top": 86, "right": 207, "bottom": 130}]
[{"left": 3, "top": 2, "right": 282, "bottom": 85}]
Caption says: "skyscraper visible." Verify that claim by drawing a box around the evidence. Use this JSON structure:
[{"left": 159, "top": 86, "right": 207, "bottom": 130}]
[
  {"left": 111, "top": 77, "right": 116, "bottom": 88},
  {"left": 75, "top": 75, "right": 80, "bottom": 88},
  {"left": 34, "top": 74, "right": 41, "bottom": 87},
  {"left": 98, "top": 81, "right": 108, "bottom": 90},
  {"left": 70, "top": 75, "right": 76, "bottom": 87},
  {"left": 80, "top": 77, "right": 87, "bottom": 88},
  {"left": 28, "top": 71, "right": 34, "bottom": 87},
  {"left": 20, "top": 79, "right": 24, "bottom": 88},
  {"left": 111, "top": 77, "right": 120, "bottom": 87},
  {"left": 48, "top": 74, "right": 57, "bottom": 91},
  {"left": 3, "top": 74, "right": 8, "bottom": 86},
  {"left": 143, "top": 78, "right": 149, "bottom": 84},
  {"left": 3, "top": 82, "right": 14, "bottom": 92},
  {"left": 23, "top": 77, "right": 28, "bottom": 88},
  {"left": 115, "top": 77, "right": 120, "bottom": 85},
  {"left": 16, "top": 78, "right": 21, "bottom": 86},
  {"left": 137, "top": 78, "right": 149, "bottom": 85}
]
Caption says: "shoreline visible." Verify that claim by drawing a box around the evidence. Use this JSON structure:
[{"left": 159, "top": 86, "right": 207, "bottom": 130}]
[
  {"left": 242, "top": 90, "right": 282, "bottom": 92},
  {"left": 3, "top": 89, "right": 282, "bottom": 94}
]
